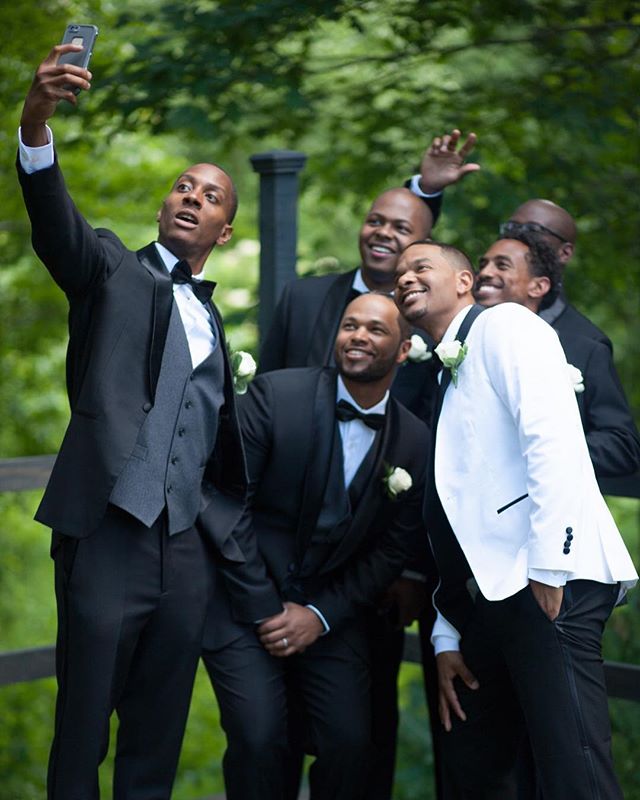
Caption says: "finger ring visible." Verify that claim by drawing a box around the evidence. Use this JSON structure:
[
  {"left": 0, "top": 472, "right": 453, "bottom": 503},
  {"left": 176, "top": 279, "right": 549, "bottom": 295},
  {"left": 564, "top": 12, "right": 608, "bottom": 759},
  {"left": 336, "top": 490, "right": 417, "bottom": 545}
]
[{"left": 282, "top": 637, "right": 288, "bottom": 649}]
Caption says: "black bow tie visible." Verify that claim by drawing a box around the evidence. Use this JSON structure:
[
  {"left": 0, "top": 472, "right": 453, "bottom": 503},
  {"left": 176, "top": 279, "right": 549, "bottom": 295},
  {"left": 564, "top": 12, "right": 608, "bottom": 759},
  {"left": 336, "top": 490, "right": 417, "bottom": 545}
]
[
  {"left": 335, "top": 399, "right": 385, "bottom": 430},
  {"left": 171, "top": 260, "right": 216, "bottom": 305}
]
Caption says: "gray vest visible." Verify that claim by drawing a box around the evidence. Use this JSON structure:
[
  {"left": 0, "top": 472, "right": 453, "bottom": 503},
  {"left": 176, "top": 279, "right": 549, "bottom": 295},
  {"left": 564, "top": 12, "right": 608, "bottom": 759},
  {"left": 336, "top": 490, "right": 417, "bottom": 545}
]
[{"left": 110, "top": 303, "right": 225, "bottom": 534}]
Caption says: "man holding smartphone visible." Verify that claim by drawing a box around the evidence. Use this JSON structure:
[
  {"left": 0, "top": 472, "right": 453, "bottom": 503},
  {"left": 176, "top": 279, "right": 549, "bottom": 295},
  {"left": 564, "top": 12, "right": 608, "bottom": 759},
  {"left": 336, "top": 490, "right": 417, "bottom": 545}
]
[{"left": 17, "top": 42, "right": 282, "bottom": 799}]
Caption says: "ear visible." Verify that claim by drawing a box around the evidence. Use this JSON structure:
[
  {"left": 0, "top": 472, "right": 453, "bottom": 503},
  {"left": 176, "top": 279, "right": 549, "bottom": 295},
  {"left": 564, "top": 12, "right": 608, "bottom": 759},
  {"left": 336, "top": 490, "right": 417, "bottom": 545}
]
[
  {"left": 396, "top": 337, "right": 412, "bottom": 365},
  {"left": 215, "top": 224, "right": 233, "bottom": 247},
  {"left": 156, "top": 209, "right": 161, "bottom": 223},
  {"left": 558, "top": 242, "right": 574, "bottom": 264},
  {"left": 456, "top": 268, "right": 475, "bottom": 296},
  {"left": 528, "top": 276, "right": 551, "bottom": 300}
]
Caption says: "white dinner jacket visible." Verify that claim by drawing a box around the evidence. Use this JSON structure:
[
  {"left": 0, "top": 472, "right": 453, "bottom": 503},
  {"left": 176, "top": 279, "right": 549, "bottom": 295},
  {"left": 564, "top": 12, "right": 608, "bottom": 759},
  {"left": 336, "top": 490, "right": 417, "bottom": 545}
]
[{"left": 433, "top": 303, "right": 637, "bottom": 617}]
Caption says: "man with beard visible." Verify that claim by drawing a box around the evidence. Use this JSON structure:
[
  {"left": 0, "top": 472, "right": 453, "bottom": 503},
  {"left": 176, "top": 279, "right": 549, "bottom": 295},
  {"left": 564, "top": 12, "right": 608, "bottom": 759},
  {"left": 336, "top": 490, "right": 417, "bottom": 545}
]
[
  {"left": 202, "top": 293, "right": 430, "bottom": 800},
  {"left": 17, "top": 44, "right": 282, "bottom": 798},
  {"left": 474, "top": 232, "right": 640, "bottom": 478},
  {"left": 393, "top": 239, "right": 637, "bottom": 799},
  {"left": 259, "top": 131, "right": 479, "bottom": 800}
]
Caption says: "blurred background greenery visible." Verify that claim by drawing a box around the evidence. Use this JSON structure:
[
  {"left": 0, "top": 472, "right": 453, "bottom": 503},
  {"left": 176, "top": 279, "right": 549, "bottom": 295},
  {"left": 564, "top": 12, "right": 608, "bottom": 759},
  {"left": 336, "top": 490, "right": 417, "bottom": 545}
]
[{"left": 1, "top": 1, "right": 638, "bottom": 797}]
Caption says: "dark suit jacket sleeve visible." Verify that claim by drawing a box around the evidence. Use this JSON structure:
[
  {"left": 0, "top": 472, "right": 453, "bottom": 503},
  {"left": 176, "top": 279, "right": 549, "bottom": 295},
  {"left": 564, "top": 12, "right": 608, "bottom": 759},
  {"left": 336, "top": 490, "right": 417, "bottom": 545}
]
[
  {"left": 257, "top": 282, "right": 293, "bottom": 373},
  {"left": 403, "top": 177, "right": 443, "bottom": 224},
  {"left": 17, "top": 156, "right": 117, "bottom": 297},
  {"left": 307, "top": 465, "right": 427, "bottom": 631},
  {"left": 579, "top": 341, "right": 640, "bottom": 477},
  {"left": 215, "top": 376, "right": 284, "bottom": 622}
]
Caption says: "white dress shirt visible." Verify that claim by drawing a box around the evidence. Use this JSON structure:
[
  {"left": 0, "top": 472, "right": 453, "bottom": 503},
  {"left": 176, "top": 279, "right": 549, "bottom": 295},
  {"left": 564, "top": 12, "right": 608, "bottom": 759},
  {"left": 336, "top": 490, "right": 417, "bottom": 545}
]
[{"left": 336, "top": 375, "right": 388, "bottom": 486}]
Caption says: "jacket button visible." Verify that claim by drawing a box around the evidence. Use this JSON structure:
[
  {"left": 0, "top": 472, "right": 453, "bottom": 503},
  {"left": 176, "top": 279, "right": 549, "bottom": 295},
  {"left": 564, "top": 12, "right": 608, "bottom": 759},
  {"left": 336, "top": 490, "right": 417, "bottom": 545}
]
[
  {"left": 167, "top": 485, "right": 173, "bottom": 494},
  {"left": 563, "top": 547, "right": 570, "bottom": 555},
  {"left": 566, "top": 527, "right": 573, "bottom": 534},
  {"left": 564, "top": 540, "right": 572, "bottom": 548},
  {"left": 142, "top": 402, "right": 152, "bottom": 412},
  {"left": 566, "top": 533, "right": 573, "bottom": 541},
  {"left": 178, "top": 427, "right": 186, "bottom": 437},
  {"left": 171, "top": 456, "right": 178, "bottom": 465},
  {"left": 185, "top": 400, "right": 193, "bottom": 409}
]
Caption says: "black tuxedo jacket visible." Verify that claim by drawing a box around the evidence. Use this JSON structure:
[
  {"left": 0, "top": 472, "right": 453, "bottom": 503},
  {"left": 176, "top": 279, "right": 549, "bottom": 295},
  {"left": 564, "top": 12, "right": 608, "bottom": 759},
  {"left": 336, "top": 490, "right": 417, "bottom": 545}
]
[
  {"left": 542, "top": 293, "right": 613, "bottom": 353},
  {"left": 258, "top": 269, "right": 437, "bottom": 421},
  {"left": 18, "top": 157, "right": 280, "bottom": 624},
  {"left": 234, "top": 367, "right": 430, "bottom": 633},
  {"left": 556, "top": 329, "right": 640, "bottom": 477}
]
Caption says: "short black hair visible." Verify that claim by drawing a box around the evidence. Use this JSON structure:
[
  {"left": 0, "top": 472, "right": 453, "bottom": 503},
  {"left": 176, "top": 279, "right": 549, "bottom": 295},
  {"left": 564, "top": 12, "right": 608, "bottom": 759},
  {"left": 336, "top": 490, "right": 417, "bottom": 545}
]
[
  {"left": 497, "top": 229, "right": 562, "bottom": 299},
  {"left": 404, "top": 239, "right": 474, "bottom": 273}
]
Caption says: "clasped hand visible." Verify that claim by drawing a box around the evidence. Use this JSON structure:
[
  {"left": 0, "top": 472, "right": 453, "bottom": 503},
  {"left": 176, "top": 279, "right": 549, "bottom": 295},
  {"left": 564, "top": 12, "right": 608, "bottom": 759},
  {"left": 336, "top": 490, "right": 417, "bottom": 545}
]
[{"left": 257, "top": 601, "right": 324, "bottom": 657}]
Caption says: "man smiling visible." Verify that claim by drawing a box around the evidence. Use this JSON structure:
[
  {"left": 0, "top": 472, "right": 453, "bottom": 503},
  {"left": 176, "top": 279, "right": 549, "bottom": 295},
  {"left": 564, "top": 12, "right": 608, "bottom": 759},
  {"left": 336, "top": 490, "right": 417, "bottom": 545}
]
[
  {"left": 203, "top": 293, "right": 430, "bottom": 800},
  {"left": 394, "top": 239, "right": 637, "bottom": 799}
]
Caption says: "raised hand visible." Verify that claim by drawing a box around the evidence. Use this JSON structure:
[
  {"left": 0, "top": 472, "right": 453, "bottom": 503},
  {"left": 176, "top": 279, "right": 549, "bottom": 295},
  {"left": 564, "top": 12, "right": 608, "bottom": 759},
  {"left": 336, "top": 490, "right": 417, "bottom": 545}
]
[
  {"left": 20, "top": 44, "right": 92, "bottom": 146},
  {"left": 257, "top": 601, "right": 325, "bottom": 657},
  {"left": 418, "top": 129, "right": 480, "bottom": 193}
]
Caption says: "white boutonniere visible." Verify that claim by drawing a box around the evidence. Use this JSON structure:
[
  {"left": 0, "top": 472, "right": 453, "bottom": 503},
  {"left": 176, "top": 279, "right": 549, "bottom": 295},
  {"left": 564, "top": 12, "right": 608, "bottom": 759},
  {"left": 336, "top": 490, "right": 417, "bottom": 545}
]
[
  {"left": 230, "top": 349, "right": 257, "bottom": 394},
  {"left": 383, "top": 465, "right": 413, "bottom": 500},
  {"left": 567, "top": 363, "right": 585, "bottom": 394},
  {"left": 406, "top": 334, "right": 433, "bottom": 363},
  {"left": 434, "top": 340, "right": 468, "bottom": 387}
]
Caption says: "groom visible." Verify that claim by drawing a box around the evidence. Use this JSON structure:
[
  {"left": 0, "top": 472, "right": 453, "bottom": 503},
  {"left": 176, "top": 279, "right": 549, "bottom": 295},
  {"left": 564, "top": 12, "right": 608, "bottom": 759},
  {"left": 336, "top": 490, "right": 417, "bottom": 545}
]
[{"left": 394, "top": 239, "right": 638, "bottom": 798}]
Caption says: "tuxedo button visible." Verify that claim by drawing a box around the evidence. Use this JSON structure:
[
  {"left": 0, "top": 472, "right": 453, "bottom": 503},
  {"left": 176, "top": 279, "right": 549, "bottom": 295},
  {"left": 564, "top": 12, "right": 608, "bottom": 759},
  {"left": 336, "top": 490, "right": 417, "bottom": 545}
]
[
  {"left": 142, "top": 402, "right": 152, "bottom": 412},
  {"left": 178, "top": 427, "right": 186, "bottom": 437},
  {"left": 566, "top": 527, "right": 573, "bottom": 534},
  {"left": 185, "top": 400, "right": 193, "bottom": 409},
  {"left": 566, "top": 533, "right": 573, "bottom": 541},
  {"left": 563, "top": 547, "right": 570, "bottom": 554},
  {"left": 171, "top": 456, "right": 179, "bottom": 465},
  {"left": 167, "top": 485, "right": 173, "bottom": 494},
  {"left": 564, "top": 540, "right": 571, "bottom": 548}
]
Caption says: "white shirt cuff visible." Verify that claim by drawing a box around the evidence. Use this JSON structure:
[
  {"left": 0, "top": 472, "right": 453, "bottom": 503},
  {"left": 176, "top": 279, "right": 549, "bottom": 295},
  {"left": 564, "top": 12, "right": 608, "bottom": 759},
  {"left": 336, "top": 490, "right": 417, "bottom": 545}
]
[
  {"left": 306, "top": 604, "right": 330, "bottom": 635},
  {"left": 409, "top": 173, "right": 444, "bottom": 199},
  {"left": 528, "top": 569, "right": 568, "bottom": 588},
  {"left": 18, "top": 125, "right": 54, "bottom": 173},
  {"left": 432, "top": 635, "right": 461, "bottom": 656}
]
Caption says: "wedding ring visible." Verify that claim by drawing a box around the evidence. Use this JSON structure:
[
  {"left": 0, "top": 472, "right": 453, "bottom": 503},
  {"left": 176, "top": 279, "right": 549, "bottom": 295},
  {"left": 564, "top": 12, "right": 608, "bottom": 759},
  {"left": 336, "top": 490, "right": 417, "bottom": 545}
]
[{"left": 282, "top": 637, "right": 288, "bottom": 649}]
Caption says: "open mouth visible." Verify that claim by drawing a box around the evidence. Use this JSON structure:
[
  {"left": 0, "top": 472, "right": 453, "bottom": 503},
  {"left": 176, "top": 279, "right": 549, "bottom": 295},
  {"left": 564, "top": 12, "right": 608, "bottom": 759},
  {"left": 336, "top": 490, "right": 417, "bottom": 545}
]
[
  {"left": 175, "top": 210, "right": 198, "bottom": 227},
  {"left": 400, "top": 288, "right": 426, "bottom": 305},
  {"left": 344, "top": 347, "right": 373, "bottom": 360},
  {"left": 369, "top": 244, "right": 394, "bottom": 257}
]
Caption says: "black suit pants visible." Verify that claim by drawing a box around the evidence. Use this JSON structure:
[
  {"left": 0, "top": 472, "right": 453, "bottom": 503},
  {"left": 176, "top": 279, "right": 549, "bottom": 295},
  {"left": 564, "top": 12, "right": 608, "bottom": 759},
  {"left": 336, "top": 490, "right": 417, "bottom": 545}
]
[
  {"left": 441, "top": 580, "right": 622, "bottom": 800},
  {"left": 48, "top": 505, "right": 210, "bottom": 800},
  {"left": 203, "top": 627, "right": 372, "bottom": 800}
]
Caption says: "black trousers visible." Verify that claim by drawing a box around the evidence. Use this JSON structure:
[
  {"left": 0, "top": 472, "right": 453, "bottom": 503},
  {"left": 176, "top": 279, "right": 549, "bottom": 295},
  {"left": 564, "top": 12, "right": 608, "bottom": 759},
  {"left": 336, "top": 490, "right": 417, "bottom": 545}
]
[
  {"left": 203, "top": 628, "right": 372, "bottom": 800},
  {"left": 48, "top": 506, "right": 210, "bottom": 800},
  {"left": 441, "top": 580, "right": 622, "bottom": 800}
]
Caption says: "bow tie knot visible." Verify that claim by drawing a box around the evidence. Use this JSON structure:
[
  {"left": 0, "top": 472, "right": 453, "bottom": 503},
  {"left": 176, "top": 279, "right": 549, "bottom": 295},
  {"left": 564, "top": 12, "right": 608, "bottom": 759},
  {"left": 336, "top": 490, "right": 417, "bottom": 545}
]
[
  {"left": 171, "top": 260, "right": 216, "bottom": 305},
  {"left": 335, "top": 399, "right": 385, "bottom": 430}
]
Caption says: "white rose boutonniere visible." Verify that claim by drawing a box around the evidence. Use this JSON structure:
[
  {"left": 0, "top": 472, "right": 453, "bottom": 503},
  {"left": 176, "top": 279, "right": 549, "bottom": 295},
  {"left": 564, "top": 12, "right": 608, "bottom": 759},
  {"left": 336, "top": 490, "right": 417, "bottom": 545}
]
[
  {"left": 407, "top": 334, "right": 433, "bottom": 364},
  {"left": 230, "top": 349, "right": 257, "bottom": 394},
  {"left": 434, "top": 340, "right": 468, "bottom": 387},
  {"left": 567, "top": 363, "right": 585, "bottom": 394},
  {"left": 383, "top": 465, "right": 413, "bottom": 500}
]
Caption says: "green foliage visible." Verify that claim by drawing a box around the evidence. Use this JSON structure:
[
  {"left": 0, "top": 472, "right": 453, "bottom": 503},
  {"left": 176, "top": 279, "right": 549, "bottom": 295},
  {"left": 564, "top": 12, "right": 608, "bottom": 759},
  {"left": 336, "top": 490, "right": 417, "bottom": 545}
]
[{"left": 1, "top": 0, "right": 639, "bottom": 797}]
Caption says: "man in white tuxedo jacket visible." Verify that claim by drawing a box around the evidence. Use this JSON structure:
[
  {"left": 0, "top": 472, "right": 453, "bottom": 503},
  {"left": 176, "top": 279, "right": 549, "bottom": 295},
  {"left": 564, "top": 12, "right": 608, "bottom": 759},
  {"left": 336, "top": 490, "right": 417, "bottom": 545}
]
[{"left": 394, "top": 240, "right": 638, "bottom": 799}]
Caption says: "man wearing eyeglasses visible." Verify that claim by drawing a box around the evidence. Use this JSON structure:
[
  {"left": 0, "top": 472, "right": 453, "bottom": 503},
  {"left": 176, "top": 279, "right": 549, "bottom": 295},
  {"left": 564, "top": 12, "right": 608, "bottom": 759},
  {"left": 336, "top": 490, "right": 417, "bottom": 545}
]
[{"left": 499, "top": 200, "right": 613, "bottom": 352}]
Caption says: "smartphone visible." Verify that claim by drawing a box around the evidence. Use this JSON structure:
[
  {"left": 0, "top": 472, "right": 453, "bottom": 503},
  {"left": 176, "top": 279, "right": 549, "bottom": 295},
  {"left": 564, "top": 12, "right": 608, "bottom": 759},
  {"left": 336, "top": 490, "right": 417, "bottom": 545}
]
[{"left": 58, "top": 24, "right": 98, "bottom": 94}]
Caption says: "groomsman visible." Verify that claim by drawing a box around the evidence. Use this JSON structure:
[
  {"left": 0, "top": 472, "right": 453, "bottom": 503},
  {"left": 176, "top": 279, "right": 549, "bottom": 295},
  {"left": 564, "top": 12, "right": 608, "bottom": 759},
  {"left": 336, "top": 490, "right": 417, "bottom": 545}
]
[
  {"left": 474, "top": 231, "right": 640, "bottom": 477},
  {"left": 394, "top": 239, "right": 638, "bottom": 799},
  {"left": 17, "top": 44, "right": 281, "bottom": 798},
  {"left": 202, "top": 293, "right": 430, "bottom": 800}
]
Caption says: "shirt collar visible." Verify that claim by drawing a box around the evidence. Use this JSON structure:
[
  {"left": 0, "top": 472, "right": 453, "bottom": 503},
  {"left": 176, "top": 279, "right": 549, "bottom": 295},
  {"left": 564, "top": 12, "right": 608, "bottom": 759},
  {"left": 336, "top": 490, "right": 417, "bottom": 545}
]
[
  {"left": 154, "top": 242, "right": 205, "bottom": 281},
  {"left": 351, "top": 268, "right": 370, "bottom": 294},
  {"left": 336, "top": 375, "right": 389, "bottom": 415}
]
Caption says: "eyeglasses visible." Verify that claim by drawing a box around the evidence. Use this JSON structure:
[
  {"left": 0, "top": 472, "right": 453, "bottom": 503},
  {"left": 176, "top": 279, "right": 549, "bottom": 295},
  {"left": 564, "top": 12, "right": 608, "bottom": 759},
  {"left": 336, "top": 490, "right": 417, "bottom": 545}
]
[{"left": 499, "top": 220, "right": 567, "bottom": 243}]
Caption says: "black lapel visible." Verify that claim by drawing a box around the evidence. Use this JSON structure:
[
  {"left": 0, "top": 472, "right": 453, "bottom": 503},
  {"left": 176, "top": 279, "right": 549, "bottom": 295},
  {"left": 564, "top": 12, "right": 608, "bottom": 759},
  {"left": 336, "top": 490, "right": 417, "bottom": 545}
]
[
  {"left": 307, "top": 270, "right": 358, "bottom": 366},
  {"left": 425, "top": 304, "right": 484, "bottom": 519},
  {"left": 137, "top": 243, "right": 174, "bottom": 401},
  {"left": 319, "top": 396, "right": 396, "bottom": 574},
  {"left": 295, "top": 368, "right": 339, "bottom": 560}
]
